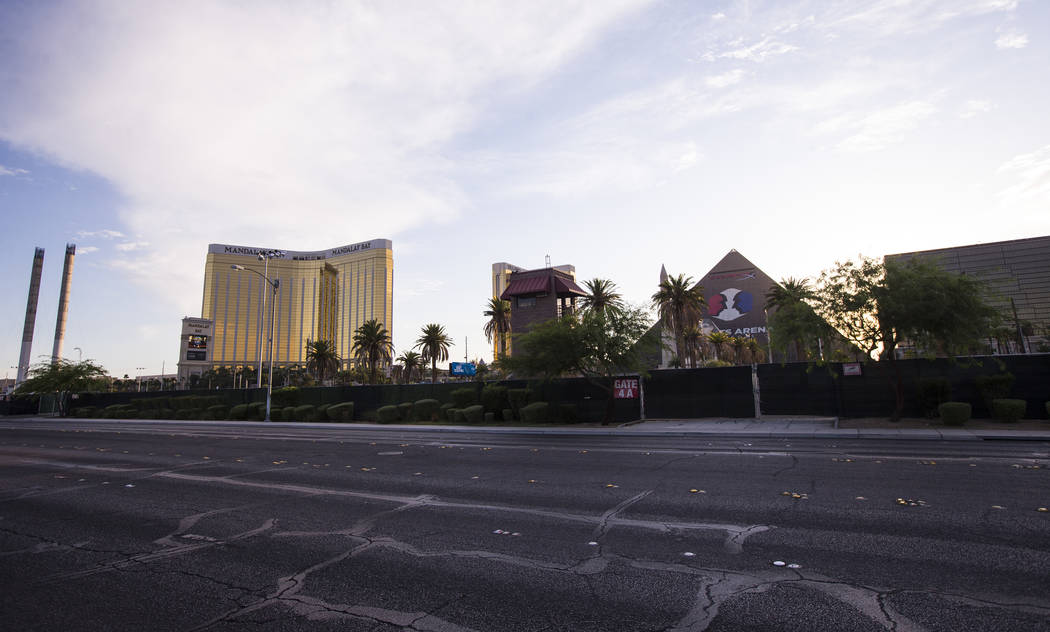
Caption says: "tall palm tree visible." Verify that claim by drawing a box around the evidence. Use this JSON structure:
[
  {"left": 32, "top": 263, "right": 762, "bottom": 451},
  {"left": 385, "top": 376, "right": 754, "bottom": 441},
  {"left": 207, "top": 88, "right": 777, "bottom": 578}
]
[
  {"left": 415, "top": 323, "right": 452, "bottom": 384},
  {"left": 729, "top": 336, "right": 747, "bottom": 365},
  {"left": 651, "top": 273, "right": 706, "bottom": 368},
  {"left": 766, "top": 277, "right": 817, "bottom": 361},
  {"left": 351, "top": 319, "right": 393, "bottom": 384},
  {"left": 482, "top": 297, "right": 512, "bottom": 361},
  {"left": 397, "top": 350, "right": 422, "bottom": 384},
  {"left": 305, "top": 339, "right": 340, "bottom": 383},
  {"left": 745, "top": 337, "right": 765, "bottom": 364},
  {"left": 580, "top": 278, "right": 624, "bottom": 315}
]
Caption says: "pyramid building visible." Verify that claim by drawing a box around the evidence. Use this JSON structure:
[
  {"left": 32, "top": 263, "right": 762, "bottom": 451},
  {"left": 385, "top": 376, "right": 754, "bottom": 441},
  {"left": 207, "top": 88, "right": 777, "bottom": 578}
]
[{"left": 654, "top": 250, "right": 783, "bottom": 368}]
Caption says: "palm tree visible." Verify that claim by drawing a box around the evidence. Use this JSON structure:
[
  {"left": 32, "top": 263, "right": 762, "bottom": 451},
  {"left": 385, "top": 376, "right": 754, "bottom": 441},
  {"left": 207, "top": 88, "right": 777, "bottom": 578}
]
[
  {"left": 397, "top": 350, "right": 422, "bottom": 384},
  {"left": 707, "top": 331, "right": 731, "bottom": 362},
  {"left": 482, "top": 297, "right": 512, "bottom": 361},
  {"left": 729, "top": 336, "right": 747, "bottom": 365},
  {"left": 351, "top": 319, "right": 393, "bottom": 384},
  {"left": 305, "top": 339, "right": 341, "bottom": 383},
  {"left": 682, "top": 325, "right": 706, "bottom": 368},
  {"left": 415, "top": 323, "right": 452, "bottom": 384},
  {"left": 766, "top": 277, "right": 817, "bottom": 361},
  {"left": 580, "top": 278, "right": 624, "bottom": 315},
  {"left": 651, "top": 273, "right": 706, "bottom": 368},
  {"left": 745, "top": 337, "right": 765, "bottom": 364}
]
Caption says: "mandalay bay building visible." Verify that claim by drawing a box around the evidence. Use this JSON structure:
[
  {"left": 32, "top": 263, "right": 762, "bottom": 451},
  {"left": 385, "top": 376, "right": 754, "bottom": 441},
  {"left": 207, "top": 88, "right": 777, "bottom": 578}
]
[{"left": 193, "top": 239, "right": 392, "bottom": 377}]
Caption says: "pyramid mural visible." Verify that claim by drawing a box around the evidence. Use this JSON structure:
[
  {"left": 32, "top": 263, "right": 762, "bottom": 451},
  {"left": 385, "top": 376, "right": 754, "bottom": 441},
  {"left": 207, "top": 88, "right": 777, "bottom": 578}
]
[{"left": 653, "top": 250, "right": 782, "bottom": 368}]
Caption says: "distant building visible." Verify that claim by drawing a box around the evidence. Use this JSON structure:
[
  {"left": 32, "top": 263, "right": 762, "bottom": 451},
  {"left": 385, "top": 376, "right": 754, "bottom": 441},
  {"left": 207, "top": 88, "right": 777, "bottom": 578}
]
[
  {"left": 197, "top": 239, "right": 393, "bottom": 373},
  {"left": 886, "top": 235, "right": 1050, "bottom": 354},
  {"left": 492, "top": 261, "right": 585, "bottom": 357},
  {"left": 176, "top": 317, "right": 214, "bottom": 385}
]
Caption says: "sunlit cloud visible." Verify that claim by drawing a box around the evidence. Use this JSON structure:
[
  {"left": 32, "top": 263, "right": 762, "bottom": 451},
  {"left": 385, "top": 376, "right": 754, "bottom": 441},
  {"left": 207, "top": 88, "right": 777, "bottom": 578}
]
[
  {"left": 77, "top": 246, "right": 100, "bottom": 255},
  {"left": 995, "top": 31, "right": 1028, "bottom": 49},
  {"left": 997, "top": 144, "right": 1050, "bottom": 207},
  {"left": 705, "top": 69, "right": 746, "bottom": 88},
  {"left": 0, "top": 165, "right": 30, "bottom": 176},
  {"left": 834, "top": 100, "right": 938, "bottom": 152},
  {"left": 76, "top": 229, "right": 125, "bottom": 239},
  {"left": 959, "top": 100, "right": 993, "bottom": 119}
]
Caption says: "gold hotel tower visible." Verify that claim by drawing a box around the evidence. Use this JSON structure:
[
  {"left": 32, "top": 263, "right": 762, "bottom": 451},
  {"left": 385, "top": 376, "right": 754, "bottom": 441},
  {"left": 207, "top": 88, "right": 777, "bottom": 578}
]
[{"left": 201, "top": 239, "right": 392, "bottom": 370}]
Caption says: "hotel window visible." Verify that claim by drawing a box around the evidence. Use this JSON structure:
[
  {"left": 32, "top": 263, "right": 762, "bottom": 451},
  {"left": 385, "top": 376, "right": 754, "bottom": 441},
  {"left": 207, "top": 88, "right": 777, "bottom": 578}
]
[{"left": 518, "top": 296, "right": 536, "bottom": 308}]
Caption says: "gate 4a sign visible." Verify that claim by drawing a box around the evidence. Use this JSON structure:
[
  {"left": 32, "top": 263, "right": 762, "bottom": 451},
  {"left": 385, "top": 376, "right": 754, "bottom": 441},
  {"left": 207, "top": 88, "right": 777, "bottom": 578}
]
[{"left": 614, "top": 378, "right": 639, "bottom": 399}]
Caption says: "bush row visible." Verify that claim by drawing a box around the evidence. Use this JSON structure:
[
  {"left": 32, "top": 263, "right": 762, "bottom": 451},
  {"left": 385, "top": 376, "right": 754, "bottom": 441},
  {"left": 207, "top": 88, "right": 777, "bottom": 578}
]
[{"left": 70, "top": 400, "right": 356, "bottom": 422}]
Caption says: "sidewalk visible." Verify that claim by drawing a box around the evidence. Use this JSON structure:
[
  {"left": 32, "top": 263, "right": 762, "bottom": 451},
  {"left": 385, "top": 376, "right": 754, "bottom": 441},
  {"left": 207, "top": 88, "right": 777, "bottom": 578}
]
[
  {"left": 14, "top": 415, "right": 1050, "bottom": 441},
  {"left": 618, "top": 418, "right": 1050, "bottom": 441}
]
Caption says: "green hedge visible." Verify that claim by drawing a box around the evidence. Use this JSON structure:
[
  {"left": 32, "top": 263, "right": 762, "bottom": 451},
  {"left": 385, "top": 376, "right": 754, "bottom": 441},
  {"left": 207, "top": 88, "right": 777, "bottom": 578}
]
[
  {"left": 293, "top": 405, "right": 317, "bottom": 422},
  {"left": 229, "top": 404, "right": 249, "bottom": 420},
  {"left": 450, "top": 387, "right": 477, "bottom": 408},
  {"left": 413, "top": 399, "right": 439, "bottom": 421},
  {"left": 440, "top": 403, "right": 455, "bottom": 421},
  {"left": 977, "top": 374, "right": 1014, "bottom": 412},
  {"left": 205, "top": 405, "right": 228, "bottom": 420},
  {"left": 938, "top": 402, "right": 971, "bottom": 426},
  {"left": 508, "top": 389, "right": 531, "bottom": 413},
  {"left": 272, "top": 386, "right": 301, "bottom": 408},
  {"left": 991, "top": 398, "right": 1026, "bottom": 423},
  {"left": 398, "top": 402, "right": 414, "bottom": 421},
  {"left": 481, "top": 385, "right": 508, "bottom": 413},
  {"left": 247, "top": 402, "right": 265, "bottom": 421},
  {"left": 377, "top": 405, "right": 400, "bottom": 423},
  {"left": 462, "top": 404, "right": 484, "bottom": 424},
  {"left": 520, "top": 401, "right": 549, "bottom": 423},
  {"left": 502, "top": 408, "right": 515, "bottom": 422},
  {"left": 279, "top": 406, "right": 296, "bottom": 421},
  {"left": 327, "top": 402, "right": 354, "bottom": 421}
]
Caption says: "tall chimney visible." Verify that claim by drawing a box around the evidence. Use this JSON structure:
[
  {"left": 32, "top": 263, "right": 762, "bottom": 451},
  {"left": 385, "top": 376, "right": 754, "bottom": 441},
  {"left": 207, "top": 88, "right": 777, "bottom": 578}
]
[
  {"left": 17, "top": 248, "right": 45, "bottom": 383},
  {"left": 51, "top": 243, "right": 76, "bottom": 364}
]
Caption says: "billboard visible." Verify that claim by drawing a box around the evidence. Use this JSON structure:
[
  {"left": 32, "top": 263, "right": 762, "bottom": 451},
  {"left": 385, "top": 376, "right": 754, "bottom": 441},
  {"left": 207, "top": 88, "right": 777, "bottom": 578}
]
[{"left": 449, "top": 362, "right": 476, "bottom": 376}]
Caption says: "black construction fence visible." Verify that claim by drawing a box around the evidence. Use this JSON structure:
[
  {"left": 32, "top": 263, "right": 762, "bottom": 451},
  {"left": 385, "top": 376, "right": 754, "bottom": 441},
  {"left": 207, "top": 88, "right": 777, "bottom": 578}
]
[{"left": 4, "top": 354, "right": 1047, "bottom": 422}]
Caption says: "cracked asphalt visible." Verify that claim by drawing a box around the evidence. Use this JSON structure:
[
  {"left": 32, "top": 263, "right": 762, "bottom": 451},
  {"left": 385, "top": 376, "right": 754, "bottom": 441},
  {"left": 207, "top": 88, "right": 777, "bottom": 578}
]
[{"left": 1, "top": 418, "right": 1049, "bottom": 631}]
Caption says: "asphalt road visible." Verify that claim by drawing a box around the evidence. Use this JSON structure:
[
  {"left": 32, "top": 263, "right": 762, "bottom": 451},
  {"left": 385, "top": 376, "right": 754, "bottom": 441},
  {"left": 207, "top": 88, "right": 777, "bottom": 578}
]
[{"left": 1, "top": 418, "right": 1049, "bottom": 631}]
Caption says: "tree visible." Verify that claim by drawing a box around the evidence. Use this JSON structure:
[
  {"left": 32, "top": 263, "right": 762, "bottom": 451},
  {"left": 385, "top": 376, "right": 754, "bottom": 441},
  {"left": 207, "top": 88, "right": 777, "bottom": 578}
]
[
  {"left": 482, "top": 297, "right": 512, "bottom": 362},
  {"left": 580, "top": 278, "right": 624, "bottom": 316},
  {"left": 729, "top": 336, "right": 747, "bottom": 365},
  {"left": 651, "top": 274, "right": 706, "bottom": 369},
  {"left": 682, "top": 326, "right": 707, "bottom": 367},
  {"left": 15, "top": 359, "right": 109, "bottom": 415},
  {"left": 815, "top": 256, "right": 998, "bottom": 420},
  {"left": 766, "top": 278, "right": 827, "bottom": 362},
  {"left": 351, "top": 319, "right": 393, "bottom": 384},
  {"left": 500, "top": 305, "right": 655, "bottom": 424},
  {"left": 707, "top": 331, "right": 731, "bottom": 362},
  {"left": 305, "top": 339, "right": 341, "bottom": 384},
  {"left": 415, "top": 323, "right": 452, "bottom": 384},
  {"left": 396, "top": 350, "right": 422, "bottom": 384}
]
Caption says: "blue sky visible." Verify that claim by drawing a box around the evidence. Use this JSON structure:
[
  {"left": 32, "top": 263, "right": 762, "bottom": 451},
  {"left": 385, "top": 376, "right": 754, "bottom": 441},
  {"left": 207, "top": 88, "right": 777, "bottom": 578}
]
[{"left": 1, "top": 0, "right": 1048, "bottom": 379}]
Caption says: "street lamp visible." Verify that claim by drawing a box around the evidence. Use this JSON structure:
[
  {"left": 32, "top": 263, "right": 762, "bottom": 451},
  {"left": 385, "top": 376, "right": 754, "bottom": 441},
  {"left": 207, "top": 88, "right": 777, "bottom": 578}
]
[{"left": 232, "top": 260, "right": 281, "bottom": 421}]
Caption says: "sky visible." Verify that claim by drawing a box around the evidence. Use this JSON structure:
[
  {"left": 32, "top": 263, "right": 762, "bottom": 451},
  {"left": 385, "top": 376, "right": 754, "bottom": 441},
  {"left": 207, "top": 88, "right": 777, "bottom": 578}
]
[{"left": 1, "top": 0, "right": 1048, "bottom": 379}]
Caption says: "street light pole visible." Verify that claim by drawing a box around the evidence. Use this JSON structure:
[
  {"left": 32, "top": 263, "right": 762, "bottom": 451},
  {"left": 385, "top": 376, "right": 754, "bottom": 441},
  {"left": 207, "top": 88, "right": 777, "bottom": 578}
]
[{"left": 232, "top": 255, "right": 283, "bottom": 421}]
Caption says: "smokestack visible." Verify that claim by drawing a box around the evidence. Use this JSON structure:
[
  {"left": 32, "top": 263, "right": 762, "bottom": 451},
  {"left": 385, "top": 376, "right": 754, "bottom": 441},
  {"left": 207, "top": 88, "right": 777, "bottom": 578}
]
[
  {"left": 17, "top": 248, "right": 45, "bottom": 383},
  {"left": 51, "top": 243, "right": 76, "bottom": 364}
]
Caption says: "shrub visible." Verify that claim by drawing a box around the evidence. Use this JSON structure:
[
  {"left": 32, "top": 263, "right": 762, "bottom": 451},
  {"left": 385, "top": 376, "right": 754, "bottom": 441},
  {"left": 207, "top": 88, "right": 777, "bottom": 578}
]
[
  {"left": 484, "top": 412, "right": 495, "bottom": 423},
  {"left": 519, "top": 402, "right": 550, "bottom": 423},
  {"left": 1046, "top": 401, "right": 1050, "bottom": 419},
  {"left": 281, "top": 406, "right": 297, "bottom": 421},
  {"left": 206, "top": 405, "right": 228, "bottom": 420},
  {"left": 440, "top": 402, "right": 455, "bottom": 421},
  {"left": 398, "top": 402, "right": 414, "bottom": 421},
  {"left": 187, "top": 408, "right": 205, "bottom": 419},
  {"left": 991, "top": 398, "right": 1026, "bottom": 423},
  {"left": 294, "top": 405, "right": 317, "bottom": 422},
  {"left": 918, "top": 378, "right": 951, "bottom": 418},
  {"left": 462, "top": 404, "right": 484, "bottom": 424},
  {"left": 502, "top": 408, "right": 515, "bottom": 422},
  {"left": 160, "top": 408, "right": 176, "bottom": 419},
  {"left": 377, "top": 405, "right": 400, "bottom": 424},
  {"left": 452, "top": 409, "right": 466, "bottom": 424},
  {"left": 327, "top": 402, "right": 354, "bottom": 422},
  {"left": 174, "top": 409, "right": 193, "bottom": 420},
  {"left": 229, "top": 404, "right": 249, "bottom": 420},
  {"left": 71, "top": 406, "right": 98, "bottom": 418},
  {"left": 247, "top": 402, "right": 266, "bottom": 421},
  {"left": 508, "top": 389, "right": 531, "bottom": 413},
  {"left": 558, "top": 403, "right": 579, "bottom": 424},
  {"left": 450, "top": 387, "right": 477, "bottom": 408},
  {"left": 413, "top": 399, "right": 440, "bottom": 421},
  {"left": 272, "top": 387, "right": 301, "bottom": 408},
  {"left": 317, "top": 404, "right": 331, "bottom": 420},
  {"left": 481, "top": 385, "right": 508, "bottom": 413},
  {"left": 938, "top": 402, "right": 971, "bottom": 426},
  {"left": 976, "top": 373, "right": 1014, "bottom": 413}
]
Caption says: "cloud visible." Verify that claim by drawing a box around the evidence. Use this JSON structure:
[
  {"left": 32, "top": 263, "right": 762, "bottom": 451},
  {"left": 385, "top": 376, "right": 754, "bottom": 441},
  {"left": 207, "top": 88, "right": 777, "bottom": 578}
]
[
  {"left": 825, "top": 0, "right": 1018, "bottom": 36},
  {"left": 995, "top": 32, "right": 1028, "bottom": 49},
  {"left": 115, "top": 241, "right": 150, "bottom": 252},
  {"left": 705, "top": 69, "right": 746, "bottom": 88},
  {"left": 0, "top": 165, "right": 29, "bottom": 176},
  {"left": 702, "top": 36, "right": 799, "bottom": 63},
  {"left": 77, "top": 246, "right": 100, "bottom": 255},
  {"left": 76, "top": 229, "right": 125, "bottom": 239},
  {"left": 0, "top": 1, "right": 653, "bottom": 313},
  {"left": 711, "top": 13, "right": 726, "bottom": 21},
  {"left": 959, "top": 100, "right": 993, "bottom": 119},
  {"left": 997, "top": 145, "right": 1050, "bottom": 207},
  {"left": 830, "top": 100, "right": 938, "bottom": 152}
]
